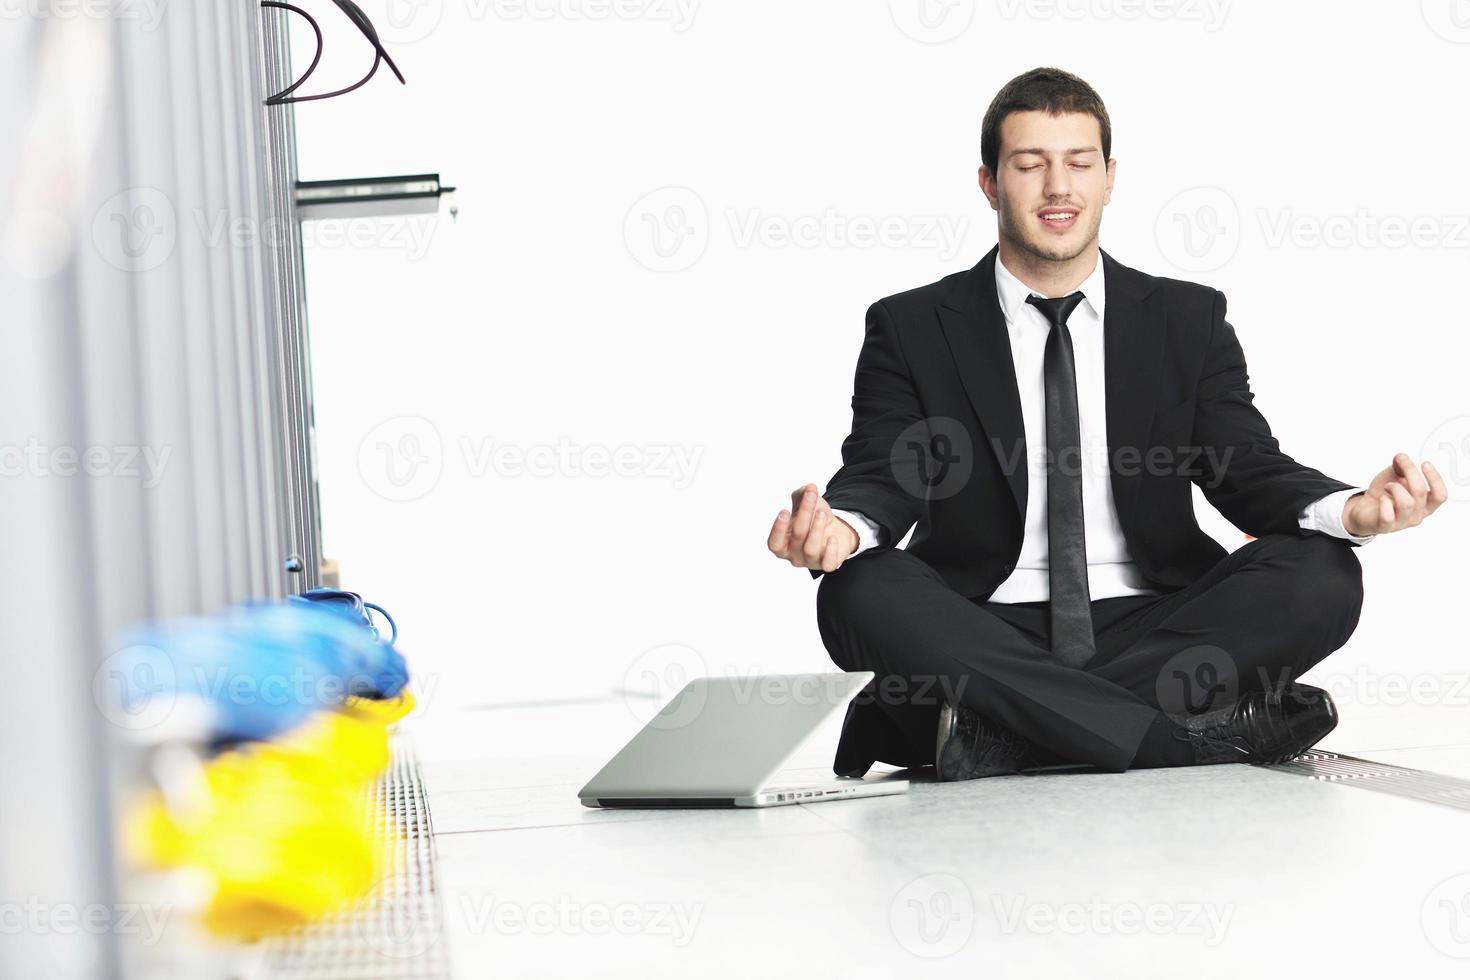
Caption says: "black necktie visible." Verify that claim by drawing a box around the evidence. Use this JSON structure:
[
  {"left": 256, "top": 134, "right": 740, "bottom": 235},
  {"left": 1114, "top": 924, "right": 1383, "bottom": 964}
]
[{"left": 1025, "top": 291, "right": 1095, "bottom": 668}]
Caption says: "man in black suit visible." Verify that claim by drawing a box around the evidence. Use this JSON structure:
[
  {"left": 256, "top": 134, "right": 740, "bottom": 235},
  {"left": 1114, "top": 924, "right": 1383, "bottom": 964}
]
[{"left": 767, "top": 67, "right": 1447, "bottom": 780}]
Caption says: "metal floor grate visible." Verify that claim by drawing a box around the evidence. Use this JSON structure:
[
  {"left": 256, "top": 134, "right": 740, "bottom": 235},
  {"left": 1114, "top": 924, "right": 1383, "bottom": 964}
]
[
  {"left": 256, "top": 738, "right": 450, "bottom": 979},
  {"left": 1269, "top": 750, "right": 1470, "bottom": 812}
]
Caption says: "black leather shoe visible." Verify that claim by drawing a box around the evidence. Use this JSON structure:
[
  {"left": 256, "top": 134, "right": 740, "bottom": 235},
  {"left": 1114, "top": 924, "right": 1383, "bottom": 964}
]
[
  {"left": 935, "top": 701, "right": 1040, "bottom": 781},
  {"left": 1172, "top": 683, "right": 1338, "bottom": 766}
]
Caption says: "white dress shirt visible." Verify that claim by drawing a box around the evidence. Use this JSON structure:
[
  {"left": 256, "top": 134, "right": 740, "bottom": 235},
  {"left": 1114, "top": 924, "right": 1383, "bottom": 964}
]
[{"left": 832, "top": 253, "right": 1371, "bottom": 603}]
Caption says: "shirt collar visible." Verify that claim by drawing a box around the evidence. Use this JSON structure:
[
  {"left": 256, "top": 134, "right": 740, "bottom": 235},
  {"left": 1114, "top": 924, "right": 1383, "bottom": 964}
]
[{"left": 994, "top": 250, "right": 1106, "bottom": 327}]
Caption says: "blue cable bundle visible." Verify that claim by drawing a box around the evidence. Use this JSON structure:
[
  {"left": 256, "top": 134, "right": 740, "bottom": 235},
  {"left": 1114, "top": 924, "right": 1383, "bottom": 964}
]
[{"left": 108, "top": 593, "right": 408, "bottom": 744}]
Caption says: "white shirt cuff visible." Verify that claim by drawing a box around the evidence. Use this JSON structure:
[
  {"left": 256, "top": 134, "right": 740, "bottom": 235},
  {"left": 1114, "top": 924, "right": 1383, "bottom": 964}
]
[
  {"left": 830, "top": 508, "right": 882, "bottom": 557},
  {"left": 1299, "top": 488, "right": 1375, "bottom": 545}
]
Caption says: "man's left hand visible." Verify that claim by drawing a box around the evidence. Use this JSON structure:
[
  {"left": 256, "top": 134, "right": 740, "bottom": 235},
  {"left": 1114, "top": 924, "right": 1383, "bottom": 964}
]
[{"left": 1342, "top": 452, "right": 1448, "bottom": 536}]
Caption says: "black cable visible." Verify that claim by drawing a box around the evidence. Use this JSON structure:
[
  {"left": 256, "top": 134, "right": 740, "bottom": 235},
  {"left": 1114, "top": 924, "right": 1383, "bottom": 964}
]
[
  {"left": 262, "top": 0, "right": 406, "bottom": 106},
  {"left": 262, "top": 2, "right": 323, "bottom": 104}
]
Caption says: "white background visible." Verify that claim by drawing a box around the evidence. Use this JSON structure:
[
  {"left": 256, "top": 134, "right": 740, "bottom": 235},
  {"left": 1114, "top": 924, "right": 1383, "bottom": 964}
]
[{"left": 288, "top": 0, "right": 1469, "bottom": 744}]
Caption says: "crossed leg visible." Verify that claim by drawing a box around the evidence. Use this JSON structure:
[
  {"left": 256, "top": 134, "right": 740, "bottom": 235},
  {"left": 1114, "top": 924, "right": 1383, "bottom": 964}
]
[{"left": 814, "top": 534, "right": 1364, "bottom": 775}]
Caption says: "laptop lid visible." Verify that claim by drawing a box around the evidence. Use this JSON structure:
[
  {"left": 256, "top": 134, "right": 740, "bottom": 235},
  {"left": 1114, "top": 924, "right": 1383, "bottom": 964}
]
[{"left": 578, "top": 671, "right": 874, "bottom": 800}]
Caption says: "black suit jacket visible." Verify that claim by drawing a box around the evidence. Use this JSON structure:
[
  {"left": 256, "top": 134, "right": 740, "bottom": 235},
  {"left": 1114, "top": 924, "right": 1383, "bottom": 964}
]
[{"left": 813, "top": 244, "right": 1357, "bottom": 599}]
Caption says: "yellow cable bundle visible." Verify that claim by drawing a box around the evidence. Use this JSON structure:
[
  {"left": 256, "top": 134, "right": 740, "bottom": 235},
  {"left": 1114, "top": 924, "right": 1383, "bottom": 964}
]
[{"left": 126, "top": 693, "right": 416, "bottom": 940}]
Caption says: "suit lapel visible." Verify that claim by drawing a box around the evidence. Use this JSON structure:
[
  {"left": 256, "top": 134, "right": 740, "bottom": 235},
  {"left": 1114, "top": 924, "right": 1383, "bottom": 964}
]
[
  {"left": 937, "top": 246, "right": 1027, "bottom": 521},
  {"left": 1101, "top": 249, "right": 1165, "bottom": 530}
]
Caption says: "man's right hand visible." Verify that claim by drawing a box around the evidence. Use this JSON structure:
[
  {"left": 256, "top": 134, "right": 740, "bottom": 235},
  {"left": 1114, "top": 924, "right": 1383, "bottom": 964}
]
[{"left": 767, "top": 483, "right": 859, "bottom": 573}]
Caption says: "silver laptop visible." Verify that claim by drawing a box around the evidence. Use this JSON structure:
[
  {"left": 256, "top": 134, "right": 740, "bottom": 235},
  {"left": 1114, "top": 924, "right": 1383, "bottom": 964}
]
[{"left": 579, "top": 671, "right": 910, "bottom": 808}]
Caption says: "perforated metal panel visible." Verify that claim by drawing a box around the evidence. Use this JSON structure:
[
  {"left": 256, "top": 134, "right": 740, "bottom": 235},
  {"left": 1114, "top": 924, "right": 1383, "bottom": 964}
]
[
  {"left": 1271, "top": 750, "right": 1470, "bottom": 812},
  {"left": 256, "top": 741, "right": 450, "bottom": 979}
]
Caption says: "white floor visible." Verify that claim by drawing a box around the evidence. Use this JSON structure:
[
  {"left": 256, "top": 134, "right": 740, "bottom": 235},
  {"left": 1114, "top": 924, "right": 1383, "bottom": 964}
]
[{"left": 407, "top": 691, "right": 1470, "bottom": 978}]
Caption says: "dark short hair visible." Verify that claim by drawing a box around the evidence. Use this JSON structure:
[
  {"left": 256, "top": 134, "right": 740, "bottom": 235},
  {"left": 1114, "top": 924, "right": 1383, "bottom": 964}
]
[{"left": 980, "top": 67, "right": 1112, "bottom": 174}]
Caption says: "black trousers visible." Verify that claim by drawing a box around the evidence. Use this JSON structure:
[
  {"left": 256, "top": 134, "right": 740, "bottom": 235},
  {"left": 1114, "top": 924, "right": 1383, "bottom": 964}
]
[{"left": 815, "top": 533, "right": 1365, "bottom": 774}]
